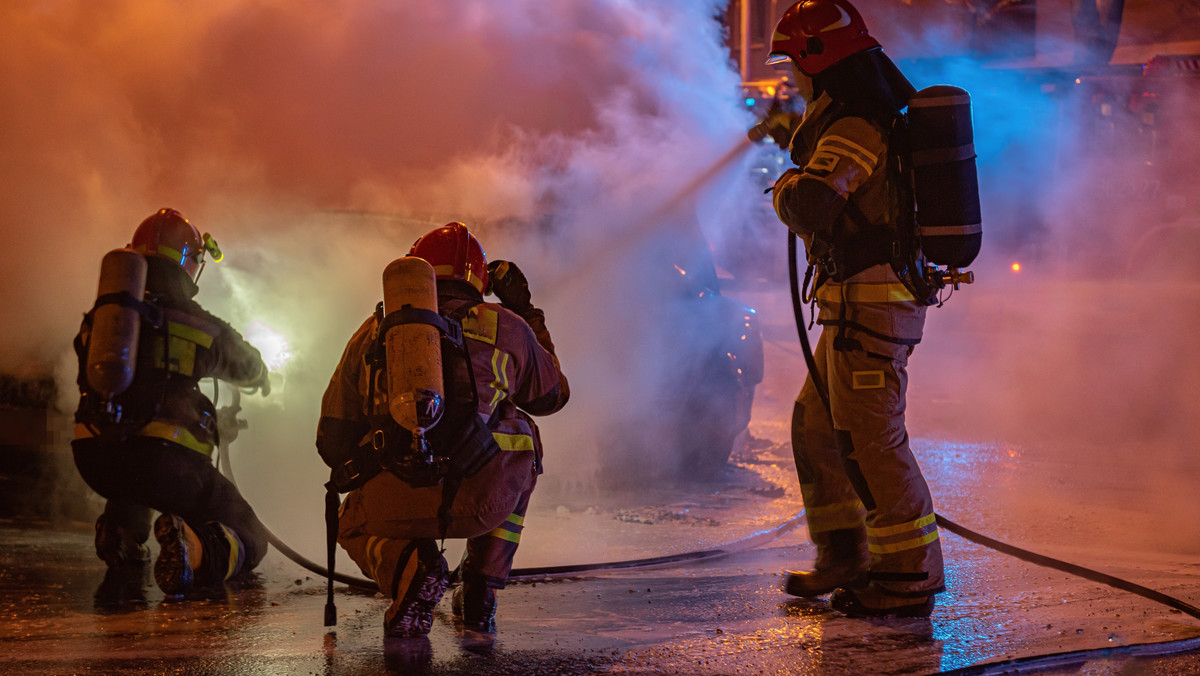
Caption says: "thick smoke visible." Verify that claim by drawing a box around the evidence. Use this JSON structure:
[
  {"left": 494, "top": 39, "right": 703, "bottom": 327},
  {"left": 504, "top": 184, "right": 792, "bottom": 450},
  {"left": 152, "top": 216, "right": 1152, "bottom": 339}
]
[
  {"left": 851, "top": 0, "right": 1200, "bottom": 554},
  {"left": 2, "top": 1, "right": 760, "bottom": 550},
  {"left": 8, "top": 0, "right": 1199, "bottom": 560}
]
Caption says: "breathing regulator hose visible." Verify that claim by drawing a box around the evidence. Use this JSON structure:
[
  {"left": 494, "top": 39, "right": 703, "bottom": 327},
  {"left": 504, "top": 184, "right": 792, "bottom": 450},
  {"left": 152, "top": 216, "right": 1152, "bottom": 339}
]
[{"left": 784, "top": 229, "right": 1200, "bottom": 664}]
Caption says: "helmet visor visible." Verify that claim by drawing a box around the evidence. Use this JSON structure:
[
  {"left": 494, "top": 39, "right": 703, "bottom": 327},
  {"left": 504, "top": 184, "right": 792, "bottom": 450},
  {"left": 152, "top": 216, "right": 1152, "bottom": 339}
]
[{"left": 766, "top": 52, "right": 792, "bottom": 65}]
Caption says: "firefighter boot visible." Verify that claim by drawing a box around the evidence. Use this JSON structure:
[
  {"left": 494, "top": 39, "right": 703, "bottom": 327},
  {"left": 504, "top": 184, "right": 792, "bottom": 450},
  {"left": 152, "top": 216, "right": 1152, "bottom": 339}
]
[
  {"left": 94, "top": 514, "right": 149, "bottom": 569},
  {"left": 784, "top": 528, "right": 869, "bottom": 598},
  {"left": 153, "top": 513, "right": 203, "bottom": 596},
  {"left": 451, "top": 575, "right": 497, "bottom": 633},
  {"left": 830, "top": 583, "right": 934, "bottom": 618},
  {"left": 384, "top": 541, "right": 449, "bottom": 638}
]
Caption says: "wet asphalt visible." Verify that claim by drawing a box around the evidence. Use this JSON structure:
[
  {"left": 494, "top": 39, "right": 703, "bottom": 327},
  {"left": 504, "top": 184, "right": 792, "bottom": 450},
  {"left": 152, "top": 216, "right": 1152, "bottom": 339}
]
[{"left": 3, "top": 432, "right": 1200, "bottom": 675}]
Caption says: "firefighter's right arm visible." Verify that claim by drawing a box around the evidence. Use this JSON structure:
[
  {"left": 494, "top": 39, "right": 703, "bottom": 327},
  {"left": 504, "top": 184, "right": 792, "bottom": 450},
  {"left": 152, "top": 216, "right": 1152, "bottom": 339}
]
[
  {"left": 772, "top": 115, "right": 885, "bottom": 240},
  {"left": 511, "top": 324, "right": 569, "bottom": 416},
  {"left": 487, "top": 260, "right": 569, "bottom": 416},
  {"left": 315, "top": 317, "right": 374, "bottom": 469},
  {"left": 186, "top": 307, "right": 271, "bottom": 395}
]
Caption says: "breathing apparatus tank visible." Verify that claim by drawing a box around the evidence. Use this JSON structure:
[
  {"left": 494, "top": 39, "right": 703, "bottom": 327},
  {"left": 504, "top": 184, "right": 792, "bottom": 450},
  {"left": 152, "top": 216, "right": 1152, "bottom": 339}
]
[
  {"left": 85, "top": 248, "right": 148, "bottom": 399},
  {"left": 381, "top": 256, "right": 445, "bottom": 436},
  {"left": 908, "top": 85, "right": 983, "bottom": 277}
]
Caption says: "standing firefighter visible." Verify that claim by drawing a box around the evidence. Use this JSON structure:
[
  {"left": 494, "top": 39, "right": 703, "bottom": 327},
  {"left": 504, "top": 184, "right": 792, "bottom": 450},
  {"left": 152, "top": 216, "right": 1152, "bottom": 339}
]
[
  {"left": 72, "top": 208, "right": 272, "bottom": 597},
  {"left": 317, "top": 222, "right": 568, "bottom": 637},
  {"left": 767, "top": 0, "right": 945, "bottom": 617}
]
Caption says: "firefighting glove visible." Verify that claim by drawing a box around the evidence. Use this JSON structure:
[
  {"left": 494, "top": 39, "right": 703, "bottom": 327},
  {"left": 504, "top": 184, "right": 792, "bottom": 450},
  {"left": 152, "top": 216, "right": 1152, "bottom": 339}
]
[
  {"left": 254, "top": 367, "right": 272, "bottom": 397},
  {"left": 486, "top": 260, "right": 533, "bottom": 315}
]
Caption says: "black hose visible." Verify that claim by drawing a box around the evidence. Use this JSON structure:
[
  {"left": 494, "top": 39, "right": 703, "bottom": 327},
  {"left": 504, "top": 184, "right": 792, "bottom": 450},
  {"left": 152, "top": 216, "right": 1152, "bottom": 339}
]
[
  {"left": 509, "top": 511, "right": 807, "bottom": 581},
  {"left": 938, "top": 636, "right": 1200, "bottom": 675},
  {"left": 784, "top": 230, "right": 1200, "bottom": 671},
  {"left": 214, "top": 395, "right": 809, "bottom": 590},
  {"left": 788, "top": 231, "right": 829, "bottom": 410},
  {"left": 254, "top": 487, "right": 806, "bottom": 588},
  {"left": 936, "top": 514, "right": 1200, "bottom": 620}
]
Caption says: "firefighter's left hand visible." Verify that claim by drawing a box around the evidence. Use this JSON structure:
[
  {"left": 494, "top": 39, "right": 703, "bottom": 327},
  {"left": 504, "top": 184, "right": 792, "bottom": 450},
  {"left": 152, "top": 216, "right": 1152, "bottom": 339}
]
[{"left": 486, "top": 260, "right": 532, "bottom": 314}]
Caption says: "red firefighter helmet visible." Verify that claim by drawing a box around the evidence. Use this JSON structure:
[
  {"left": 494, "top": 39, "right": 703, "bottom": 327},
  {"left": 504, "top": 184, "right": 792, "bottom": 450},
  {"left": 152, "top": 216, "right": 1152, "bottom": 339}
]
[
  {"left": 408, "top": 222, "right": 488, "bottom": 293},
  {"left": 129, "top": 208, "right": 220, "bottom": 282},
  {"left": 766, "top": 0, "right": 880, "bottom": 76}
]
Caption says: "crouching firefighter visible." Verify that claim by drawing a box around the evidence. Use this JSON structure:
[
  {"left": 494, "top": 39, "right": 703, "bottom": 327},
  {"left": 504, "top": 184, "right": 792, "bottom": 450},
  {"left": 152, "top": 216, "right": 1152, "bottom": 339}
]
[
  {"left": 72, "top": 208, "right": 273, "bottom": 597},
  {"left": 317, "top": 222, "right": 569, "bottom": 637},
  {"left": 765, "top": 0, "right": 982, "bottom": 618}
]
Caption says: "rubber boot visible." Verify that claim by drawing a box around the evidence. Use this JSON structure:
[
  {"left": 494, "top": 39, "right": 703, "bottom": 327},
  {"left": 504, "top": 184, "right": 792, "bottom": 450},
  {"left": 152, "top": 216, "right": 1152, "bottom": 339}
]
[
  {"left": 95, "top": 514, "right": 149, "bottom": 569},
  {"left": 830, "top": 583, "right": 934, "bottom": 618},
  {"left": 784, "top": 528, "right": 869, "bottom": 598},
  {"left": 153, "top": 513, "right": 203, "bottom": 596},
  {"left": 384, "top": 541, "right": 449, "bottom": 638},
  {"left": 451, "top": 574, "right": 497, "bottom": 633}
]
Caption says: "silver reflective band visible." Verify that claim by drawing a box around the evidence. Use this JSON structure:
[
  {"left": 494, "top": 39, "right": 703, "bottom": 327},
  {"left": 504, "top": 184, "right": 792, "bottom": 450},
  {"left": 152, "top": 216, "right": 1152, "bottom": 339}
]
[
  {"left": 918, "top": 223, "right": 983, "bottom": 236},
  {"left": 908, "top": 94, "right": 971, "bottom": 108},
  {"left": 911, "top": 143, "right": 976, "bottom": 167}
]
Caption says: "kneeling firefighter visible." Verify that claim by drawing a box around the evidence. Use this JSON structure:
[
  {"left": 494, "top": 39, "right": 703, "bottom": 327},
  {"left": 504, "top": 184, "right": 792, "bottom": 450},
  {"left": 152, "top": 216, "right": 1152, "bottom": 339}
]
[
  {"left": 766, "top": 0, "right": 982, "bottom": 618},
  {"left": 317, "top": 222, "right": 569, "bottom": 637},
  {"left": 72, "top": 208, "right": 272, "bottom": 597}
]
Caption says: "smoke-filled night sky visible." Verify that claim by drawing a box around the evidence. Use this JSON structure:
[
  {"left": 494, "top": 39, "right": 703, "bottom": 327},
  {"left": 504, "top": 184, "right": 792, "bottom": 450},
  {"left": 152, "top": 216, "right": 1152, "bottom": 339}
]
[{"left": 2, "top": 1, "right": 1198, "bottom": 556}]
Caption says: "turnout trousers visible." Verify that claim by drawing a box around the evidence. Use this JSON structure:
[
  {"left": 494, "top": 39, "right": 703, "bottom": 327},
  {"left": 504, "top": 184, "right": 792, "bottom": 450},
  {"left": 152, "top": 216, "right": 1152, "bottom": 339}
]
[
  {"left": 792, "top": 264, "right": 944, "bottom": 598},
  {"left": 338, "top": 445, "right": 538, "bottom": 600},
  {"left": 72, "top": 436, "right": 269, "bottom": 579}
]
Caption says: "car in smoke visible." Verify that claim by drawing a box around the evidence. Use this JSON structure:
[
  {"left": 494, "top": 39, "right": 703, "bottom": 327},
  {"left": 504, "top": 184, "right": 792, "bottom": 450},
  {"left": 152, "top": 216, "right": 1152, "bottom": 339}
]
[
  {"left": 600, "top": 227, "right": 765, "bottom": 483},
  {"left": 299, "top": 210, "right": 766, "bottom": 486}
]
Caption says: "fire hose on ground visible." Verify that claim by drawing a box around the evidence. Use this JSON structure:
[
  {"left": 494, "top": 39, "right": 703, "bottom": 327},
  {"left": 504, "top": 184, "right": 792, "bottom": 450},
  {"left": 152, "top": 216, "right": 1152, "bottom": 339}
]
[
  {"left": 208, "top": 239, "right": 1200, "bottom": 672},
  {"left": 207, "top": 140, "right": 1198, "bottom": 669},
  {"left": 214, "top": 388, "right": 810, "bottom": 590},
  {"left": 785, "top": 230, "right": 1200, "bottom": 673}
]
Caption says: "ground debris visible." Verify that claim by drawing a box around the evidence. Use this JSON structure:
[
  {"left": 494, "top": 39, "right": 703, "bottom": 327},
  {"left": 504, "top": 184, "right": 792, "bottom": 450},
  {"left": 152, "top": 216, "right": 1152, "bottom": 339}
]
[{"left": 614, "top": 509, "right": 719, "bottom": 526}]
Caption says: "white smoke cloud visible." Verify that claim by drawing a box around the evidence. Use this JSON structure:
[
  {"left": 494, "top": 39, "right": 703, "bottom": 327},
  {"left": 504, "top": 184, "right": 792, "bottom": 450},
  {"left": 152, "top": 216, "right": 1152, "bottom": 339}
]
[
  {"left": 2, "top": 0, "right": 762, "bottom": 553},
  {"left": 12, "top": 0, "right": 1198, "bottom": 561}
]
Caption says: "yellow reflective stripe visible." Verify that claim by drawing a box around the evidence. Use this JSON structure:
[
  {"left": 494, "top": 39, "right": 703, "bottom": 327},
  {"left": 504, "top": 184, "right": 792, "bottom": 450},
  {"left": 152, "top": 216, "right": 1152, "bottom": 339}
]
[
  {"left": 147, "top": 320, "right": 214, "bottom": 377},
  {"left": 136, "top": 421, "right": 214, "bottom": 456},
  {"left": 867, "top": 513, "right": 937, "bottom": 538},
  {"left": 818, "top": 134, "right": 879, "bottom": 172},
  {"left": 430, "top": 265, "right": 485, "bottom": 292},
  {"left": 487, "top": 527, "right": 522, "bottom": 543},
  {"left": 168, "top": 321, "right": 214, "bottom": 349},
  {"left": 166, "top": 336, "right": 197, "bottom": 376},
  {"left": 821, "top": 135, "right": 879, "bottom": 164},
  {"left": 219, "top": 524, "right": 240, "bottom": 580},
  {"left": 493, "top": 432, "right": 534, "bottom": 452},
  {"left": 869, "top": 530, "right": 940, "bottom": 555},
  {"left": 816, "top": 282, "right": 916, "bottom": 304},
  {"left": 487, "top": 349, "right": 510, "bottom": 409},
  {"left": 366, "top": 536, "right": 387, "bottom": 582},
  {"left": 462, "top": 307, "right": 498, "bottom": 345},
  {"left": 134, "top": 243, "right": 184, "bottom": 265},
  {"left": 394, "top": 545, "right": 419, "bottom": 592},
  {"left": 488, "top": 511, "right": 525, "bottom": 542},
  {"left": 804, "top": 498, "right": 866, "bottom": 533},
  {"left": 851, "top": 371, "right": 886, "bottom": 390},
  {"left": 368, "top": 536, "right": 384, "bottom": 568}
]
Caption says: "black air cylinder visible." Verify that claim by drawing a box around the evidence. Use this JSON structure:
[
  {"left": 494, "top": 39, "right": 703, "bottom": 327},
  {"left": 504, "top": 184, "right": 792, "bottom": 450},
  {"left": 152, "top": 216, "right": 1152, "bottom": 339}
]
[{"left": 908, "top": 85, "right": 982, "bottom": 269}]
